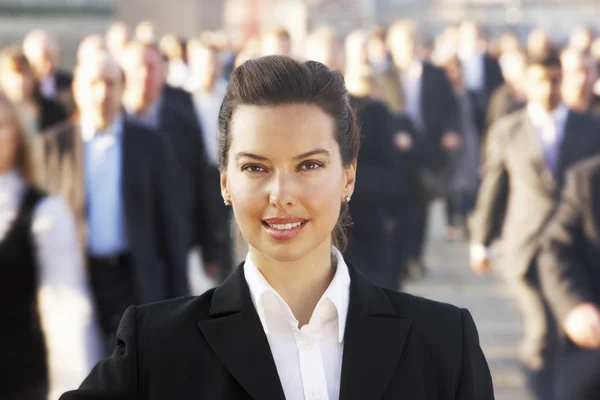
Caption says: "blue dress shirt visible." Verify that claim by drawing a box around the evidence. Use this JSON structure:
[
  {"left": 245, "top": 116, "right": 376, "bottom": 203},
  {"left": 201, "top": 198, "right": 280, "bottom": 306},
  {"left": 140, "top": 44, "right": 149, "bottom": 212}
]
[{"left": 82, "top": 114, "right": 129, "bottom": 256}]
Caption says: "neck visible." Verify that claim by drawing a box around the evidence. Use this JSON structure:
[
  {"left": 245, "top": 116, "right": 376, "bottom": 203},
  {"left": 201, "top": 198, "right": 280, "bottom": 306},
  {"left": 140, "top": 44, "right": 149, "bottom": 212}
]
[{"left": 249, "top": 241, "right": 336, "bottom": 327}]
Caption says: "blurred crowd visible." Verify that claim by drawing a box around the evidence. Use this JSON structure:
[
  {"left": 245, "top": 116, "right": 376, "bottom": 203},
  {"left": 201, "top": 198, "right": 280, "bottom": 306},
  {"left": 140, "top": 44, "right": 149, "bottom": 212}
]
[{"left": 2, "top": 14, "right": 600, "bottom": 400}]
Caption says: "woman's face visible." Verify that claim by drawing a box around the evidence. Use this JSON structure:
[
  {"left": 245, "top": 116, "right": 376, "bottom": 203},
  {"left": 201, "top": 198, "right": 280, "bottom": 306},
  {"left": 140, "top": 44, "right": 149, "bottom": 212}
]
[
  {"left": 0, "top": 104, "right": 19, "bottom": 173},
  {"left": 0, "top": 67, "right": 35, "bottom": 103},
  {"left": 222, "top": 104, "right": 356, "bottom": 263}
]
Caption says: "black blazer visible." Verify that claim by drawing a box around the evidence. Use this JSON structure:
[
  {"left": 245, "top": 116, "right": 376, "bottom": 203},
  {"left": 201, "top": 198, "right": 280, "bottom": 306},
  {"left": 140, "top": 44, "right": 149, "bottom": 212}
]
[
  {"left": 40, "top": 117, "right": 189, "bottom": 303},
  {"left": 61, "top": 263, "right": 494, "bottom": 400},
  {"left": 158, "top": 98, "right": 219, "bottom": 263},
  {"left": 470, "top": 109, "right": 600, "bottom": 278},
  {"left": 537, "top": 156, "right": 600, "bottom": 400}
]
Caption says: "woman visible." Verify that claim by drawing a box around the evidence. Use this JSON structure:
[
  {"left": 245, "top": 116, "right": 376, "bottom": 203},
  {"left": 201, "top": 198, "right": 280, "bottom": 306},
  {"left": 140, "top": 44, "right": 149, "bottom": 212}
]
[
  {"left": 61, "top": 56, "right": 494, "bottom": 400},
  {"left": 0, "top": 46, "right": 68, "bottom": 135},
  {"left": 0, "top": 94, "right": 101, "bottom": 399}
]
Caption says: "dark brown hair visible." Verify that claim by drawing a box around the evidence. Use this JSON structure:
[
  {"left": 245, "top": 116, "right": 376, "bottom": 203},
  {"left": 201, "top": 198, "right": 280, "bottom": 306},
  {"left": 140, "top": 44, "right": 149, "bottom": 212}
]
[{"left": 218, "top": 55, "right": 360, "bottom": 250}]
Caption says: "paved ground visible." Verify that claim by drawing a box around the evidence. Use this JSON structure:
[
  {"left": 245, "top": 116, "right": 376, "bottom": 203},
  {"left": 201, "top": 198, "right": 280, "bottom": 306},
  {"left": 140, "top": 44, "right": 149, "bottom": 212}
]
[{"left": 404, "top": 201, "right": 532, "bottom": 400}]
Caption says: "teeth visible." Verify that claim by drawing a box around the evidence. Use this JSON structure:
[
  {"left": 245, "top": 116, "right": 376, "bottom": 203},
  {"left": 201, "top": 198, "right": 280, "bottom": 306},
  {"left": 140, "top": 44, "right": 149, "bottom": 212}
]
[{"left": 268, "top": 222, "right": 303, "bottom": 230}]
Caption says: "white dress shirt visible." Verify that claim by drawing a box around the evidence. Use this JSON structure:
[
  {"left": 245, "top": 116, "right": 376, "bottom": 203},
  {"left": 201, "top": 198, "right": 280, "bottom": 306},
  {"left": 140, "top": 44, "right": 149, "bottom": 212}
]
[
  {"left": 244, "top": 247, "right": 351, "bottom": 400},
  {"left": 190, "top": 79, "right": 228, "bottom": 166},
  {"left": 0, "top": 170, "right": 103, "bottom": 399},
  {"left": 399, "top": 61, "right": 425, "bottom": 134}
]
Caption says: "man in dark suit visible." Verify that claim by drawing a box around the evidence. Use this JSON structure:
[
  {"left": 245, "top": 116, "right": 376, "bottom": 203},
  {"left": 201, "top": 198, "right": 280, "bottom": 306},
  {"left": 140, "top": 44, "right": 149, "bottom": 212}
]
[
  {"left": 119, "top": 40, "right": 221, "bottom": 280},
  {"left": 469, "top": 52, "right": 600, "bottom": 400},
  {"left": 537, "top": 156, "right": 600, "bottom": 400},
  {"left": 23, "top": 29, "right": 74, "bottom": 114},
  {"left": 375, "top": 19, "right": 461, "bottom": 277},
  {"left": 40, "top": 51, "right": 188, "bottom": 353}
]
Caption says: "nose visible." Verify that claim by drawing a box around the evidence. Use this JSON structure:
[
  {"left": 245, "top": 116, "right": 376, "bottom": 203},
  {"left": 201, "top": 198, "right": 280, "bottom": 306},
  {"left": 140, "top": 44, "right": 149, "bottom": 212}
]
[{"left": 269, "top": 171, "right": 297, "bottom": 209}]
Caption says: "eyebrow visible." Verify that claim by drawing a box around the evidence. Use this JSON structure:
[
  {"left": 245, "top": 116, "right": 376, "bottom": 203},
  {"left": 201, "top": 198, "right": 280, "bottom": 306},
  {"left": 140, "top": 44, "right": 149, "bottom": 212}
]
[{"left": 235, "top": 149, "right": 331, "bottom": 162}]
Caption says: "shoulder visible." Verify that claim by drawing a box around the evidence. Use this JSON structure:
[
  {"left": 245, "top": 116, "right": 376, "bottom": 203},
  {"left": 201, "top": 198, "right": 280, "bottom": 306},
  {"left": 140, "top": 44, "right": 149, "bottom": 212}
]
[
  {"left": 134, "top": 291, "right": 216, "bottom": 333},
  {"left": 489, "top": 109, "right": 526, "bottom": 138},
  {"left": 384, "top": 289, "right": 464, "bottom": 328},
  {"left": 381, "top": 289, "right": 472, "bottom": 357}
]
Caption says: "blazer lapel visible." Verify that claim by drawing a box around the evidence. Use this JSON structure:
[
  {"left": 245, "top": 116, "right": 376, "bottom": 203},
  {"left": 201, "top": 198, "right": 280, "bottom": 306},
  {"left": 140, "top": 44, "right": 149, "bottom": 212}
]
[
  {"left": 339, "top": 266, "right": 412, "bottom": 400},
  {"left": 197, "top": 265, "right": 286, "bottom": 400}
]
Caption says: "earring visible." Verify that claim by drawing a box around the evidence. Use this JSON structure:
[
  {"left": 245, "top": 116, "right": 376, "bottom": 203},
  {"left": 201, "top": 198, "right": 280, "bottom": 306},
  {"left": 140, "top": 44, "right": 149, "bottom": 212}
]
[
  {"left": 345, "top": 196, "right": 351, "bottom": 203},
  {"left": 224, "top": 199, "right": 231, "bottom": 206}
]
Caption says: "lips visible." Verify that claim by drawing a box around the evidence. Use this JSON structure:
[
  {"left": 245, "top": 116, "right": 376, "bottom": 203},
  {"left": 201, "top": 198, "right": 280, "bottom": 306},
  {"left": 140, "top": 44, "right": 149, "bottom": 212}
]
[{"left": 262, "top": 217, "right": 308, "bottom": 240}]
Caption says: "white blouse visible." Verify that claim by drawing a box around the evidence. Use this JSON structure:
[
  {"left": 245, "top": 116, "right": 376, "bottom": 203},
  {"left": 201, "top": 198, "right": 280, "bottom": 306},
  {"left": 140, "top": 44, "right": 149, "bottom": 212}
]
[{"left": 0, "top": 170, "right": 102, "bottom": 399}]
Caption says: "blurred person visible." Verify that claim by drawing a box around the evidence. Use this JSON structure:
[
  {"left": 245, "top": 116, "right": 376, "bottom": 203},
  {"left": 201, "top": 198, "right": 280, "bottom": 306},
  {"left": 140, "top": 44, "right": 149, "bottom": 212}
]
[
  {"left": 105, "top": 21, "right": 131, "bottom": 60},
  {"left": 457, "top": 21, "right": 503, "bottom": 113},
  {"left": 498, "top": 31, "right": 521, "bottom": 56},
  {"left": 234, "top": 36, "right": 261, "bottom": 69},
  {"left": 305, "top": 27, "right": 343, "bottom": 70},
  {"left": 77, "top": 34, "right": 107, "bottom": 64},
  {"left": 120, "top": 40, "right": 221, "bottom": 280},
  {"left": 538, "top": 156, "right": 600, "bottom": 400},
  {"left": 23, "top": 29, "right": 74, "bottom": 113},
  {"left": 431, "top": 25, "right": 459, "bottom": 66},
  {"left": 186, "top": 37, "right": 233, "bottom": 281},
  {"left": 0, "top": 46, "right": 67, "bottom": 134},
  {"left": 366, "top": 26, "right": 391, "bottom": 72},
  {"left": 441, "top": 54, "right": 482, "bottom": 240},
  {"left": 470, "top": 51, "right": 600, "bottom": 400},
  {"left": 0, "top": 92, "right": 101, "bottom": 400},
  {"left": 345, "top": 63, "right": 424, "bottom": 288},
  {"left": 60, "top": 54, "right": 494, "bottom": 400},
  {"left": 134, "top": 20, "right": 157, "bottom": 44},
  {"left": 486, "top": 50, "right": 528, "bottom": 130},
  {"left": 39, "top": 51, "right": 188, "bottom": 354},
  {"left": 376, "top": 19, "right": 460, "bottom": 278},
  {"left": 344, "top": 29, "right": 368, "bottom": 76},
  {"left": 569, "top": 25, "right": 595, "bottom": 55},
  {"left": 261, "top": 26, "right": 292, "bottom": 57},
  {"left": 527, "top": 28, "right": 553, "bottom": 58},
  {"left": 561, "top": 47, "right": 600, "bottom": 114},
  {"left": 159, "top": 34, "right": 189, "bottom": 88}
]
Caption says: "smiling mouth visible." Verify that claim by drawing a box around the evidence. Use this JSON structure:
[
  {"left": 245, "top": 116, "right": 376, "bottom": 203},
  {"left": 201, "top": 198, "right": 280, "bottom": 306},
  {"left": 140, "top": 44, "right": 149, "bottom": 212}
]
[{"left": 262, "top": 221, "right": 308, "bottom": 230}]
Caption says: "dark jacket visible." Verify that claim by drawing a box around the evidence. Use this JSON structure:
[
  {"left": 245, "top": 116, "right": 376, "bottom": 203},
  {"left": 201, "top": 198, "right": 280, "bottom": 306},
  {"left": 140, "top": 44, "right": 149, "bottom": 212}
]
[{"left": 61, "top": 263, "right": 494, "bottom": 400}]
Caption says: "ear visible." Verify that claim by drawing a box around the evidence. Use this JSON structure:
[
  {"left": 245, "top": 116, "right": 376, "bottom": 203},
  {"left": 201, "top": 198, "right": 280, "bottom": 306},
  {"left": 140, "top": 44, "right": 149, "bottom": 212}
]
[
  {"left": 220, "top": 171, "right": 230, "bottom": 203},
  {"left": 344, "top": 159, "right": 357, "bottom": 198}
]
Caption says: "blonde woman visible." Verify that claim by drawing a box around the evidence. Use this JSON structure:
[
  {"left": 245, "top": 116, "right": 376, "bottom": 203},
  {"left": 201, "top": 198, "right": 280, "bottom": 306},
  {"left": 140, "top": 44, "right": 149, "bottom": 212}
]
[{"left": 0, "top": 94, "right": 101, "bottom": 399}]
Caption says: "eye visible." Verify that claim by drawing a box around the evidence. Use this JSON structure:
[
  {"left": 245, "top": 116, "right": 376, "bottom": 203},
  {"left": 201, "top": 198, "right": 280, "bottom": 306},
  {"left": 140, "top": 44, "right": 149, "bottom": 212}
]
[
  {"left": 299, "top": 161, "right": 324, "bottom": 171},
  {"left": 241, "top": 164, "right": 267, "bottom": 173}
]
